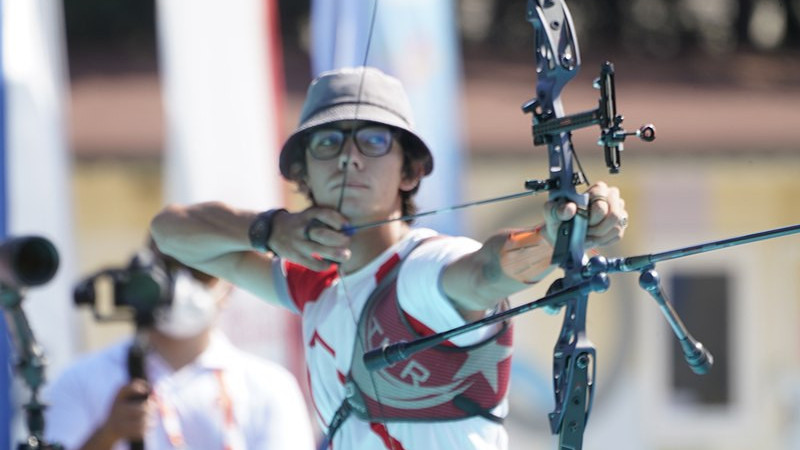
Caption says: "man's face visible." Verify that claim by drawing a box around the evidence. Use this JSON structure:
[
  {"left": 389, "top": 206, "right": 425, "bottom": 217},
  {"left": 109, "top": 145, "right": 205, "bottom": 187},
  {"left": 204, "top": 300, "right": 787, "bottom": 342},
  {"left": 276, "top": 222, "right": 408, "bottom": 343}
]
[{"left": 303, "top": 121, "right": 420, "bottom": 222}]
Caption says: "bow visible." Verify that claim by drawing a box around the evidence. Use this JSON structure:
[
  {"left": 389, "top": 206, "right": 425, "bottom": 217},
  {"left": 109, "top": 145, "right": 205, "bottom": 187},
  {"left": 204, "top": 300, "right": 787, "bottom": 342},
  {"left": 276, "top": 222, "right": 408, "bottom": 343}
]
[{"left": 523, "top": 1, "right": 646, "bottom": 446}]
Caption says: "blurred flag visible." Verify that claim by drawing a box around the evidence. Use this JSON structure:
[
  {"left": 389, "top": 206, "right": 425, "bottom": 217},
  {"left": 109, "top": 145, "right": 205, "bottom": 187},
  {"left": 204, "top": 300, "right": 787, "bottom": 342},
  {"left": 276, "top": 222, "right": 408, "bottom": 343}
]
[
  {"left": 1, "top": 0, "right": 78, "bottom": 443},
  {"left": 311, "top": 0, "right": 467, "bottom": 235},
  {"left": 154, "top": 0, "right": 298, "bottom": 369}
]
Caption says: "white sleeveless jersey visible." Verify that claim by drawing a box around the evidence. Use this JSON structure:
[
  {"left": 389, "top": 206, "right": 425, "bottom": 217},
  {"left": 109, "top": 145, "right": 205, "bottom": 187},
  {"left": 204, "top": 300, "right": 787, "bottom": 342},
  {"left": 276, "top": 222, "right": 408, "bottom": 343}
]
[{"left": 273, "top": 228, "right": 510, "bottom": 450}]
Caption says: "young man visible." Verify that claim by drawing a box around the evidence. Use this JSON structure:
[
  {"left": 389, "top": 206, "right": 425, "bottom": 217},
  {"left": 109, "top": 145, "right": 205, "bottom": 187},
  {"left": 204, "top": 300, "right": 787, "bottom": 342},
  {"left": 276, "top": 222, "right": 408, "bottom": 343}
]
[
  {"left": 150, "top": 66, "right": 628, "bottom": 449},
  {"left": 44, "top": 243, "right": 314, "bottom": 450}
]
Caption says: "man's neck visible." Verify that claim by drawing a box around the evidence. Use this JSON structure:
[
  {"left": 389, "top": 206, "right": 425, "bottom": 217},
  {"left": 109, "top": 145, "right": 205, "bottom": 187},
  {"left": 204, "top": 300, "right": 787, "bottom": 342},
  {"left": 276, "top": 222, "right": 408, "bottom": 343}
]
[
  {"left": 341, "top": 220, "right": 411, "bottom": 274},
  {"left": 148, "top": 329, "right": 212, "bottom": 371}
]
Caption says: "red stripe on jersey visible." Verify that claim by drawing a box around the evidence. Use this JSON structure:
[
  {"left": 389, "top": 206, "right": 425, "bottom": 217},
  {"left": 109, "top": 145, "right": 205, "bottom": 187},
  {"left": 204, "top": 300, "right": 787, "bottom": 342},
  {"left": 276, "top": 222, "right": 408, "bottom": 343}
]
[
  {"left": 402, "top": 310, "right": 456, "bottom": 347},
  {"left": 369, "top": 422, "right": 406, "bottom": 450},
  {"left": 375, "top": 253, "right": 400, "bottom": 284},
  {"left": 337, "top": 370, "right": 346, "bottom": 385},
  {"left": 306, "top": 368, "right": 326, "bottom": 426},
  {"left": 309, "top": 331, "right": 336, "bottom": 357},
  {"left": 285, "top": 261, "right": 338, "bottom": 312}
]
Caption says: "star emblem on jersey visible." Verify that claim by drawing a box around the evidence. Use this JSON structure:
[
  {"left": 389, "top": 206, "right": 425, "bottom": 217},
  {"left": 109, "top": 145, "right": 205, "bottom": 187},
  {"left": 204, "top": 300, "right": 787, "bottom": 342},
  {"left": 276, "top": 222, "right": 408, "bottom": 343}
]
[{"left": 452, "top": 340, "right": 513, "bottom": 393}]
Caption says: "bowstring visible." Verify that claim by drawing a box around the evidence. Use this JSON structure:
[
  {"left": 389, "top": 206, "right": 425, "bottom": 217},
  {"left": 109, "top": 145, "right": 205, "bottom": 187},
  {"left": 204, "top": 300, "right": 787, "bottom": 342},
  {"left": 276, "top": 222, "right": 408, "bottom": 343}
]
[{"left": 332, "top": 1, "right": 398, "bottom": 449}]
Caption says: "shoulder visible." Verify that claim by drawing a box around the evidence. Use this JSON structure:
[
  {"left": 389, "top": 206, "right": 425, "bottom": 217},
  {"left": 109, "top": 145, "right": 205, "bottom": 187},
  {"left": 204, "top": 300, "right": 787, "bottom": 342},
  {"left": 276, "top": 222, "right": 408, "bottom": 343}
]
[
  {"left": 403, "top": 229, "right": 481, "bottom": 266},
  {"left": 280, "top": 260, "right": 339, "bottom": 312}
]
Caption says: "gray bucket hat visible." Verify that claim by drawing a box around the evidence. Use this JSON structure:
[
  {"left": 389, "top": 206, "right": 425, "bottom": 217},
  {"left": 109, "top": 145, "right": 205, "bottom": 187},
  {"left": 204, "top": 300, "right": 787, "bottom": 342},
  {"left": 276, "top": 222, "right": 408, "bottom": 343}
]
[{"left": 279, "top": 66, "right": 433, "bottom": 178}]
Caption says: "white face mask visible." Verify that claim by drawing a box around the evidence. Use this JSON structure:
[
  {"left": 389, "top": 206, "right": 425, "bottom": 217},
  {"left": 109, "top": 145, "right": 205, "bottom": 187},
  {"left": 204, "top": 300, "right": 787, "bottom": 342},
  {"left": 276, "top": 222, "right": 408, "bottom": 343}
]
[{"left": 154, "top": 270, "right": 218, "bottom": 339}]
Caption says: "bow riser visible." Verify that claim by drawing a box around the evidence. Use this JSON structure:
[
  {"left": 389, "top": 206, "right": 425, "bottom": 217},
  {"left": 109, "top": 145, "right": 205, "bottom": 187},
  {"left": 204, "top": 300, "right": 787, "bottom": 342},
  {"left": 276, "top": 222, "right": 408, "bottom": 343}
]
[{"left": 527, "top": 1, "right": 597, "bottom": 447}]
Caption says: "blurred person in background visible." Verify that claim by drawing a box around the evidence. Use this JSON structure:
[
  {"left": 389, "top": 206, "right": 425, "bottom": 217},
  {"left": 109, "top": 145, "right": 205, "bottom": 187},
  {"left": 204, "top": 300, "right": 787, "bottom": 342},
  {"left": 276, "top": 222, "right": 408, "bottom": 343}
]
[
  {"left": 43, "top": 239, "right": 314, "bottom": 450},
  {"left": 150, "top": 67, "right": 629, "bottom": 449}
]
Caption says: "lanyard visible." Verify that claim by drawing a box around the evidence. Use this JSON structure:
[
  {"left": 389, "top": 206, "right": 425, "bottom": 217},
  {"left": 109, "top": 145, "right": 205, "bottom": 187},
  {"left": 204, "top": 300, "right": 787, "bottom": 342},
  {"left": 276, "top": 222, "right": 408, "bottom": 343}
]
[{"left": 152, "top": 369, "right": 244, "bottom": 449}]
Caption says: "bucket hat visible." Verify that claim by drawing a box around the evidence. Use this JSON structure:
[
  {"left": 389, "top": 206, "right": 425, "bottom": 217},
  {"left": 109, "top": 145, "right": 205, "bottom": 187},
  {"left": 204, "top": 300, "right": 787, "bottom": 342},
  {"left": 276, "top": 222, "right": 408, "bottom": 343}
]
[{"left": 279, "top": 66, "right": 433, "bottom": 178}]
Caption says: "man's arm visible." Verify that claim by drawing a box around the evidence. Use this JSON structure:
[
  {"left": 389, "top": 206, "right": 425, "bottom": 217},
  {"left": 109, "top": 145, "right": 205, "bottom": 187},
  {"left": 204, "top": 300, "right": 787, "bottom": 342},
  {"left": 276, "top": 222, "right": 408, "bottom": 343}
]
[
  {"left": 441, "top": 226, "right": 555, "bottom": 321},
  {"left": 150, "top": 202, "right": 280, "bottom": 302},
  {"left": 442, "top": 182, "right": 628, "bottom": 321},
  {"left": 150, "top": 202, "right": 352, "bottom": 303}
]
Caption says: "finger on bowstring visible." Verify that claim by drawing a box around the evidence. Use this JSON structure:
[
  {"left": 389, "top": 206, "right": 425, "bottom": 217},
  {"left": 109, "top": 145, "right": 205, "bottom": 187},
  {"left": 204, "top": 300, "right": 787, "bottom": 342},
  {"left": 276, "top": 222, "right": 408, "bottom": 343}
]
[
  {"left": 303, "top": 238, "right": 350, "bottom": 265},
  {"left": 305, "top": 219, "right": 351, "bottom": 247},
  {"left": 307, "top": 208, "right": 349, "bottom": 232},
  {"left": 286, "top": 249, "right": 337, "bottom": 272}
]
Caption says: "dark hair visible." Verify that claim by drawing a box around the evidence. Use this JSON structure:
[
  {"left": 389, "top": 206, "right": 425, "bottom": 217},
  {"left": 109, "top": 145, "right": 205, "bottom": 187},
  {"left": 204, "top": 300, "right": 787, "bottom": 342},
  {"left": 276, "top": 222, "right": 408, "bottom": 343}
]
[{"left": 287, "top": 128, "right": 427, "bottom": 224}]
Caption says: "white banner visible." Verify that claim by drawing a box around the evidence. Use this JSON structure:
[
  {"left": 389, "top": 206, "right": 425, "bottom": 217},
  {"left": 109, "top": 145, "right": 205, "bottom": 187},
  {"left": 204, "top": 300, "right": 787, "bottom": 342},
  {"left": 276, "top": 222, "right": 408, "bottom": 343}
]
[
  {"left": 155, "top": 0, "right": 296, "bottom": 367},
  {"left": 2, "top": 0, "right": 78, "bottom": 442}
]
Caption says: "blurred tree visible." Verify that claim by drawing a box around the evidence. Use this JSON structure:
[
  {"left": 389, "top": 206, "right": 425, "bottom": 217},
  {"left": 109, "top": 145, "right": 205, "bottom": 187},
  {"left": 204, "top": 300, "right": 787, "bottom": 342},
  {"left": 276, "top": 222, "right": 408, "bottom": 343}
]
[
  {"left": 61, "top": 0, "right": 798, "bottom": 77},
  {"left": 62, "top": 0, "right": 158, "bottom": 76}
]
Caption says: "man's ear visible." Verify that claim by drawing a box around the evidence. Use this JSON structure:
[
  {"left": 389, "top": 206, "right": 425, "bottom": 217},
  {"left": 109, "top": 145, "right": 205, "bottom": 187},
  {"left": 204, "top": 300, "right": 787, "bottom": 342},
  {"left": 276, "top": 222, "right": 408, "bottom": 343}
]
[
  {"left": 289, "top": 161, "right": 311, "bottom": 196},
  {"left": 400, "top": 160, "right": 425, "bottom": 192}
]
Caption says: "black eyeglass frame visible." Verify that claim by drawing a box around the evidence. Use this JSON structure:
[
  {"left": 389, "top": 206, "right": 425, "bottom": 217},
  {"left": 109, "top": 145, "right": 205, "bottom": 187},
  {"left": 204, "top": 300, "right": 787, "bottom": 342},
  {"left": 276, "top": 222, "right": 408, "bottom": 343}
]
[{"left": 304, "top": 123, "right": 399, "bottom": 161}]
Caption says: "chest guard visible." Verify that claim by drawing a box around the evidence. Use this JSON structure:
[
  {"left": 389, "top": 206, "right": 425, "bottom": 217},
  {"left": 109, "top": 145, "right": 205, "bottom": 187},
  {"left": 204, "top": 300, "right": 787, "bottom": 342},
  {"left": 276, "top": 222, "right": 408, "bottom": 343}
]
[{"left": 347, "top": 254, "right": 514, "bottom": 422}]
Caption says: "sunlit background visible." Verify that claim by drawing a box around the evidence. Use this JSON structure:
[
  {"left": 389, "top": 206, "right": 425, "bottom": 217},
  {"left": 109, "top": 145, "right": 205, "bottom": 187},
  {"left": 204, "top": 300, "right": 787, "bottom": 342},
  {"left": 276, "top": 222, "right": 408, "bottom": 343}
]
[{"left": 2, "top": 0, "right": 799, "bottom": 449}]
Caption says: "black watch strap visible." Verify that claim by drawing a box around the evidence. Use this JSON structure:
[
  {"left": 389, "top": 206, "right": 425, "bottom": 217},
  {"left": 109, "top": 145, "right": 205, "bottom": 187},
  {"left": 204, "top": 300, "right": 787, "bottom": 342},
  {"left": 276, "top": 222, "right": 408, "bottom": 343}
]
[{"left": 248, "top": 208, "right": 287, "bottom": 253}]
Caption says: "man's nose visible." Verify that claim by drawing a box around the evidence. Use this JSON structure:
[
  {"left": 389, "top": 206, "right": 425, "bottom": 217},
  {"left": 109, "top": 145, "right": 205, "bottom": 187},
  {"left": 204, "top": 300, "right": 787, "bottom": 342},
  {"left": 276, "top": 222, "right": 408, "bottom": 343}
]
[{"left": 338, "top": 137, "right": 363, "bottom": 169}]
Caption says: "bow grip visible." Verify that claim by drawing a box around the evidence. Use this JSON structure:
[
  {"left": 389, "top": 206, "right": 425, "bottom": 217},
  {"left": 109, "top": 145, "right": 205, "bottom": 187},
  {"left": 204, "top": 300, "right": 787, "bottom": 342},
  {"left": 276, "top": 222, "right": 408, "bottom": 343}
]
[{"left": 550, "top": 194, "right": 590, "bottom": 271}]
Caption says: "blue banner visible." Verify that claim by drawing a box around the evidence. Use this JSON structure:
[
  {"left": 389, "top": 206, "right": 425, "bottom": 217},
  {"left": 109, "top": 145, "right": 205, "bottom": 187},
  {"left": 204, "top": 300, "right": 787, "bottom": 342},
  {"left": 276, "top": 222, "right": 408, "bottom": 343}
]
[{"left": 0, "top": 1, "right": 12, "bottom": 446}]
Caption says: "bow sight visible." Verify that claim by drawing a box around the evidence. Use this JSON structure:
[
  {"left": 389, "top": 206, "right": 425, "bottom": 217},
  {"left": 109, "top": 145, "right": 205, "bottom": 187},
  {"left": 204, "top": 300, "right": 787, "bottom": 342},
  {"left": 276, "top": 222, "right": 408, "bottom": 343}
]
[{"left": 523, "top": 61, "right": 656, "bottom": 174}]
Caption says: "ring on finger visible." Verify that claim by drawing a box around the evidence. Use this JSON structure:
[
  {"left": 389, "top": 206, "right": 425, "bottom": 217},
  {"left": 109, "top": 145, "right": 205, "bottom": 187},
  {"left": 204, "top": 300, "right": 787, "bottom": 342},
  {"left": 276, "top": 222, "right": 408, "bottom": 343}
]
[
  {"left": 619, "top": 216, "right": 629, "bottom": 229},
  {"left": 589, "top": 195, "right": 609, "bottom": 206}
]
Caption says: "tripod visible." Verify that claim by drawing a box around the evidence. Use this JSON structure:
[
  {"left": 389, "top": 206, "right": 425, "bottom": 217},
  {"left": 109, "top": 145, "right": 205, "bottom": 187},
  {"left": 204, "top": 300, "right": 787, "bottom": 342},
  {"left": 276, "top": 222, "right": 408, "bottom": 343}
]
[{"left": 1, "top": 288, "right": 63, "bottom": 450}]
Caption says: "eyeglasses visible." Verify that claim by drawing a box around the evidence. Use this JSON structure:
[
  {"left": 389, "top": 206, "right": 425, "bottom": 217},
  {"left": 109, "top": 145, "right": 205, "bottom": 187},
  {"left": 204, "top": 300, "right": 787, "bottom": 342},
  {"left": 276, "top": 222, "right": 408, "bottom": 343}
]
[{"left": 306, "top": 125, "right": 395, "bottom": 160}]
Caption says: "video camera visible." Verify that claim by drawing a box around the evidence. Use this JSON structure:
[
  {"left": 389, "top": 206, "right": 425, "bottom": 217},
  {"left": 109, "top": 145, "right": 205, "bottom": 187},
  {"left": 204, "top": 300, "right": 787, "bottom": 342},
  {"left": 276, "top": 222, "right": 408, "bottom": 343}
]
[{"left": 73, "top": 248, "right": 172, "bottom": 326}]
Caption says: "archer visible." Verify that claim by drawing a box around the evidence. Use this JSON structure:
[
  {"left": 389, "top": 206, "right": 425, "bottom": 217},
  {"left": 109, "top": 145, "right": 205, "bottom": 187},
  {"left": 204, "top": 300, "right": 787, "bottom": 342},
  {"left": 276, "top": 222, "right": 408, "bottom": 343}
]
[{"left": 150, "top": 66, "right": 629, "bottom": 450}]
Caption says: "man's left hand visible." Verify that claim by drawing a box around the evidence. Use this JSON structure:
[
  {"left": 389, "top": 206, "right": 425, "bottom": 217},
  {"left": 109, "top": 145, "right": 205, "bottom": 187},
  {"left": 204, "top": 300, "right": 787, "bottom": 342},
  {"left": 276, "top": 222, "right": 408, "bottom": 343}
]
[{"left": 543, "top": 181, "right": 628, "bottom": 248}]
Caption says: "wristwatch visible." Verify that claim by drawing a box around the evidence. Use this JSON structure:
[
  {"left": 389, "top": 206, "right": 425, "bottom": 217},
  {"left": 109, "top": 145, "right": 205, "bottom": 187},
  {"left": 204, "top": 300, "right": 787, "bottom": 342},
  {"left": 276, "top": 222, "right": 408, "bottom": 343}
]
[{"left": 248, "top": 208, "right": 287, "bottom": 253}]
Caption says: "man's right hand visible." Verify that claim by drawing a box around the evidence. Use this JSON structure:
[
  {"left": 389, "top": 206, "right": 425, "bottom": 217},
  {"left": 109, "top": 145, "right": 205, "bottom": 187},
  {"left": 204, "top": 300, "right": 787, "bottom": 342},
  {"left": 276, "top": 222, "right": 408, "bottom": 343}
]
[{"left": 269, "top": 207, "right": 351, "bottom": 271}]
